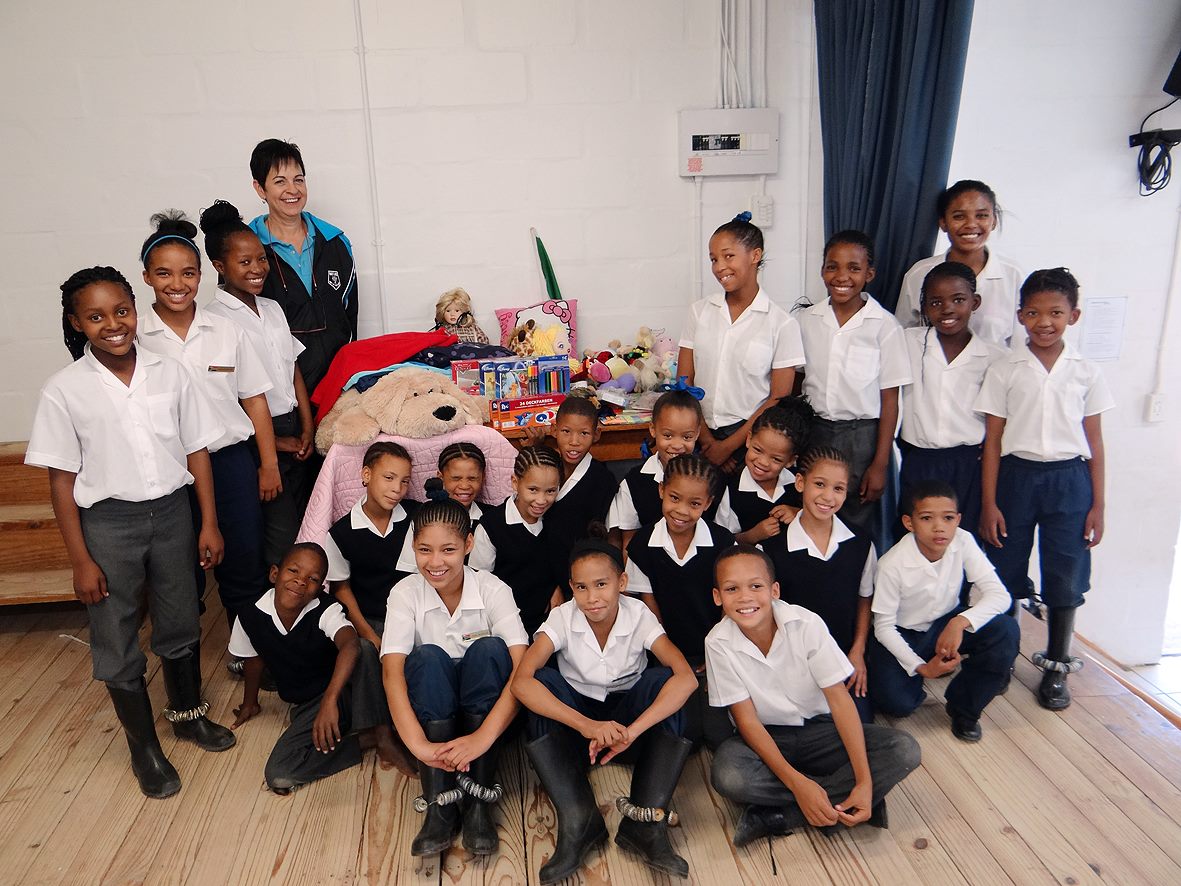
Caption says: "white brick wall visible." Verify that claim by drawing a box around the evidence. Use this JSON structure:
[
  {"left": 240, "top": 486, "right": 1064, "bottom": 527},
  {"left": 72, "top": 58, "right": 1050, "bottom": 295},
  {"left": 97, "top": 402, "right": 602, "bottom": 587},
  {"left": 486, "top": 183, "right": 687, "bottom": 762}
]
[{"left": 0, "top": 0, "right": 817, "bottom": 439}]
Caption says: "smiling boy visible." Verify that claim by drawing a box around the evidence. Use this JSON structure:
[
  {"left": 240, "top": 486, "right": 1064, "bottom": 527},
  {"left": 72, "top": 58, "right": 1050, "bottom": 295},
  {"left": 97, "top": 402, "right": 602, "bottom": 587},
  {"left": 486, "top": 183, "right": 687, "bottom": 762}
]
[
  {"left": 706, "top": 546, "right": 919, "bottom": 847},
  {"left": 868, "top": 481, "right": 1019, "bottom": 741}
]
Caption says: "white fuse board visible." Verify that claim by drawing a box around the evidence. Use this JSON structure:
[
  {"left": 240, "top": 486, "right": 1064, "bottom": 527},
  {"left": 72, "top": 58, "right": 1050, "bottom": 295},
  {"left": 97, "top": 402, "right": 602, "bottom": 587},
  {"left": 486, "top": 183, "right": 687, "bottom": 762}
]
[{"left": 678, "top": 108, "right": 780, "bottom": 177}]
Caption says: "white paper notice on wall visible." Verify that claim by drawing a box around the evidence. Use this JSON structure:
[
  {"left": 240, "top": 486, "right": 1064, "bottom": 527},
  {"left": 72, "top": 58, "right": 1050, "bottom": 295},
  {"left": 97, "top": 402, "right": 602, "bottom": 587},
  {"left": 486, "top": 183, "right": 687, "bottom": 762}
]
[{"left": 1079, "top": 296, "right": 1127, "bottom": 362}]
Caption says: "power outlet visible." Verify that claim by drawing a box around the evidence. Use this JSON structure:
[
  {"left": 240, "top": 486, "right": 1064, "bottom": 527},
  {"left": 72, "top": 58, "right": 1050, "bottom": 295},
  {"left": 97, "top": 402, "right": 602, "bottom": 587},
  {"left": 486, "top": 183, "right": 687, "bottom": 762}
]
[
  {"left": 750, "top": 195, "right": 774, "bottom": 228},
  {"left": 1146, "top": 392, "right": 1165, "bottom": 423}
]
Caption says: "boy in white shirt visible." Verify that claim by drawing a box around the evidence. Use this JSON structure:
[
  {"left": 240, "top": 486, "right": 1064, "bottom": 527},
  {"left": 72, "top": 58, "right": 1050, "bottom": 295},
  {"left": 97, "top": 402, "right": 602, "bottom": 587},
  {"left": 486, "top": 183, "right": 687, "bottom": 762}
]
[
  {"left": 707, "top": 546, "right": 920, "bottom": 848},
  {"left": 869, "top": 481, "right": 1019, "bottom": 742}
]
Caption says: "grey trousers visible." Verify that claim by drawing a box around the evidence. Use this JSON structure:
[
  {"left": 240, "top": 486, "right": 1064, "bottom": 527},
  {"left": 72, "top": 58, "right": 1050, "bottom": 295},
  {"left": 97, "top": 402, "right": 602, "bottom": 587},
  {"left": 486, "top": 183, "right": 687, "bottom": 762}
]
[
  {"left": 808, "top": 418, "right": 880, "bottom": 537},
  {"left": 78, "top": 489, "right": 201, "bottom": 689},
  {"left": 264, "top": 638, "right": 387, "bottom": 791},
  {"left": 710, "top": 716, "right": 920, "bottom": 828}
]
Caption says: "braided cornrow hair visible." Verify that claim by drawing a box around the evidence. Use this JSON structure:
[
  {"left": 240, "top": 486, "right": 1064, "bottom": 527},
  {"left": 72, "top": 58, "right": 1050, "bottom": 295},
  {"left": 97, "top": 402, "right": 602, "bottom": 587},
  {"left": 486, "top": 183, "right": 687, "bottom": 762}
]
[
  {"left": 59, "top": 266, "right": 135, "bottom": 360},
  {"left": 413, "top": 478, "right": 472, "bottom": 539},
  {"left": 198, "top": 199, "right": 254, "bottom": 263},
  {"left": 663, "top": 453, "right": 721, "bottom": 500},
  {"left": 796, "top": 445, "right": 853, "bottom": 480},
  {"left": 513, "top": 444, "right": 564, "bottom": 482},
  {"left": 752, "top": 396, "right": 817, "bottom": 456},
  {"left": 438, "top": 441, "right": 486, "bottom": 473}
]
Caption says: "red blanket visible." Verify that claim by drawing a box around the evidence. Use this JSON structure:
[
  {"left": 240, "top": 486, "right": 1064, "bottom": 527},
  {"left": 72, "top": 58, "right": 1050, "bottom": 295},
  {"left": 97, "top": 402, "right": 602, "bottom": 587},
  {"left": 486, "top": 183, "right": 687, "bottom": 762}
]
[{"left": 311, "top": 329, "right": 457, "bottom": 417}]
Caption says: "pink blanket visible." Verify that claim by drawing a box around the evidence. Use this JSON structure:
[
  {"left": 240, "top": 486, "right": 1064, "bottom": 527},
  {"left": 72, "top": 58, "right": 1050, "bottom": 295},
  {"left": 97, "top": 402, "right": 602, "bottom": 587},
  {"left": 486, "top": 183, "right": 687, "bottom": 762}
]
[{"left": 297, "top": 425, "right": 518, "bottom": 544}]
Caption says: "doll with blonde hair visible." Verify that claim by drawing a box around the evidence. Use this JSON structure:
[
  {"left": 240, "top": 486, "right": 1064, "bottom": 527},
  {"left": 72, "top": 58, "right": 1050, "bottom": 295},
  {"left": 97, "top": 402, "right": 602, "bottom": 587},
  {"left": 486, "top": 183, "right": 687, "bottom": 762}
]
[{"left": 435, "top": 288, "right": 490, "bottom": 344}]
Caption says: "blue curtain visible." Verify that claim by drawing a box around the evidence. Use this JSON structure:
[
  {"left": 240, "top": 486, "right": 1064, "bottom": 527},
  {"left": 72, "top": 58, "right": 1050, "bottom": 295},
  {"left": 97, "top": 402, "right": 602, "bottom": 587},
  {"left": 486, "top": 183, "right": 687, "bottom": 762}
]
[{"left": 814, "top": 0, "right": 975, "bottom": 311}]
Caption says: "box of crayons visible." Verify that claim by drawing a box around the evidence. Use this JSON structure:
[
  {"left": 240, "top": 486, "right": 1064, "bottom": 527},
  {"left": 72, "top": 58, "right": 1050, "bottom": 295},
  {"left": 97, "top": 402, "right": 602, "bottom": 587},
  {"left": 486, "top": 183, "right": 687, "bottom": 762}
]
[
  {"left": 490, "top": 393, "right": 566, "bottom": 430},
  {"left": 476, "top": 355, "right": 571, "bottom": 399}
]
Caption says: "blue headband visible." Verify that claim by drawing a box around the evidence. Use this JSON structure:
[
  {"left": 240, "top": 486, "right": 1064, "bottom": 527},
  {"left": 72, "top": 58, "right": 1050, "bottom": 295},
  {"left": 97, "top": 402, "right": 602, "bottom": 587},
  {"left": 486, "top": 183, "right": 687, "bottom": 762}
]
[{"left": 141, "top": 234, "right": 199, "bottom": 265}]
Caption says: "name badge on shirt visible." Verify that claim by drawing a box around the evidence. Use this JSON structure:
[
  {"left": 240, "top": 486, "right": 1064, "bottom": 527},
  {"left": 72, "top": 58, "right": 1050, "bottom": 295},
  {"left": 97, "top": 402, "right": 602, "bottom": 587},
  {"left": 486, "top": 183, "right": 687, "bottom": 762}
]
[
  {"left": 207, "top": 365, "right": 235, "bottom": 373},
  {"left": 462, "top": 629, "right": 492, "bottom": 642}
]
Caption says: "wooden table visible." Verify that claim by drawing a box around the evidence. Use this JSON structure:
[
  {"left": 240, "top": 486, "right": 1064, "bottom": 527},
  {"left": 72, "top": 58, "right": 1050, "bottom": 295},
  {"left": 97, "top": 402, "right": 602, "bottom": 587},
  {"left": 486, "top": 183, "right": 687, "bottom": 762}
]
[{"left": 491, "top": 422, "right": 650, "bottom": 462}]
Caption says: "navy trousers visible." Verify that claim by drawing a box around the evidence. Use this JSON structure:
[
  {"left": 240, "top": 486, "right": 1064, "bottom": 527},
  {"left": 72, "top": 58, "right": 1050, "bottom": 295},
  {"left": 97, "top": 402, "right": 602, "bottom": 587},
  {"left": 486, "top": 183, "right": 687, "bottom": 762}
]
[
  {"left": 985, "top": 456, "right": 1092, "bottom": 609},
  {"left": 404, "top": 637, "right": 512, "bottom": 723},
  {"left": 526, "top": 666, "right": 684, "bottom": 741},
  {"left": 868, "top": 607, "right": 1020, "bottom": 720},
  {"left": 899, "top": 442, "right": 984, "bottom": 539},
  {"left": 190, "top": 441, "right": 269, "bottom": 623}
]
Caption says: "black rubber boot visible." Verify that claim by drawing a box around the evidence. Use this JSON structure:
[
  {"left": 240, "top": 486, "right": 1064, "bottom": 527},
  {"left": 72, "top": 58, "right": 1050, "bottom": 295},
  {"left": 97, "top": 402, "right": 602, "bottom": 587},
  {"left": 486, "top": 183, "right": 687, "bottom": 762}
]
[
  {"left": 161, "top": 646, "right": 236, "bottom": 751},
  {"left": 460, "top": 711, "right": 501, "bottom": 855},
  {"left": 525, "top": 732, "right": 608, "bottom": 885},
  {"left": 107, "top": 682, "right": 181, "bottom": 799},
  {"left": 732, "top": 805, "right": 792, "bottom": 847},
  {"left": 1037, "top": 607, "right": 1078, "bottom": 710},
  {"left": 411, "top": 718, "right": 462, "bottom": 857},
  {"left": 614, "top": 731, "right": 692, "bottom": 878}
]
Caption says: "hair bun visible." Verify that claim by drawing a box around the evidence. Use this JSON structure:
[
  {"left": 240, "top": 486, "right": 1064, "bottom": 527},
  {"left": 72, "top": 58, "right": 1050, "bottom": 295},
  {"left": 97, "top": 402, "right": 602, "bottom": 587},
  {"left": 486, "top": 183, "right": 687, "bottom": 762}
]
[
  {"left": 732, "top": 211, "right": 753, "bottom": 223},
  {"left": 149, "top": 209, "right": 198, "bottom": 241},
  {"left": 424, "top": 477, "right": 448, "bottom": 502},
  {"left": 199, "top": 199, "right": 243, "bottom": 235}
]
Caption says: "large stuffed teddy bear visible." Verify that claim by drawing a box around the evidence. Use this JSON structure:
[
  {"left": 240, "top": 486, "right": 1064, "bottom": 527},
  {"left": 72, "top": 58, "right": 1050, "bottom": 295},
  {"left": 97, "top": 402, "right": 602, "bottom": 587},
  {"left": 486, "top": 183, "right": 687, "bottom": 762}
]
[{"left": 315, "top": 367, "right": 486, "bottom": 454}]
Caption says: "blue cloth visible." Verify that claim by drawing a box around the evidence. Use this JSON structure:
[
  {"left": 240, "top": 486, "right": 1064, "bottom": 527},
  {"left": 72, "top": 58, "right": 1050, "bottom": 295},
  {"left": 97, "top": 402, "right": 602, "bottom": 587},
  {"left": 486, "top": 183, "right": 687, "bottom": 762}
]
[
  {"left": 346, "top": 362, "right": 450, "bottom": 394},
  {"left": 985, "top": 455, "right": 1093, "bottom": 609},
  {"left": 899, "top": 442, "right": 984, "bottom": 540},
  {"left": 869, "top": 606, "right": 1018, "bottom": 721},
  {"left": 526, "top": 666, "right": 683, "bottom": 741},
  {"left": 250, "top": 212, "right": 350, "bottom": 298},
  {"left": 813, "top": 1, "right": 975, "bottom": 312},
  {"left": 403, "top": 637, "right": 512, "bottom": 722}
]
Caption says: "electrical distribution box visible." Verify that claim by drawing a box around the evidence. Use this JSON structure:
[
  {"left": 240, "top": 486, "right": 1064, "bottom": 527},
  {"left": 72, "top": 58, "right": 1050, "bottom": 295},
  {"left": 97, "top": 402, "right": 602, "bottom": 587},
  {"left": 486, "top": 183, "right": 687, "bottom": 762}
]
[{"left": 678, "top": 108, "right": 780, "bottom": 177}]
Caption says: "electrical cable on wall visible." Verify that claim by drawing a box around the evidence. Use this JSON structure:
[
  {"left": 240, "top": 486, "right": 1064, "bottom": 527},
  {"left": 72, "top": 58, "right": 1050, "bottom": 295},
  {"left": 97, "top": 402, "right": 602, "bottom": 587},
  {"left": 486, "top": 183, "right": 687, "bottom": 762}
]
[{"left": 1130, "top": 96, "right": 1180, "bottom": 196}]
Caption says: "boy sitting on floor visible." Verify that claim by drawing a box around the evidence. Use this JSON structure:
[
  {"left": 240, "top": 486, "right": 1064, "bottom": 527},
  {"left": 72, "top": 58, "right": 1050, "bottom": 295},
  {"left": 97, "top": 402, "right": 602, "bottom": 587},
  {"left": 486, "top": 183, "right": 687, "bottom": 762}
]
[
  {"left": 230, "top": 542, "right": 401, "bottom": 793},
  {"left": 868, "top": 480, "right": 1019, "bottom": 741},
  {"left": 707, "top": 545, "right": 920, "bottom": 847}
]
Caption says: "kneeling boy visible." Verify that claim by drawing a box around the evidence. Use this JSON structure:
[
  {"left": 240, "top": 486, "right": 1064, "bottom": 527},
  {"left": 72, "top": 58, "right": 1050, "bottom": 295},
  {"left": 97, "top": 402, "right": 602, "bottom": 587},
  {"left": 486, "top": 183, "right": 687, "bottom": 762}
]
[
  {"left": 869, "top": 480, "right": 1019, "bottom": 741},
  {"left": 230, "top": 543, "right": 399, "bottom": 793},
  {"left": 707, "top": 545, "right": 920, "bottom": 847}
]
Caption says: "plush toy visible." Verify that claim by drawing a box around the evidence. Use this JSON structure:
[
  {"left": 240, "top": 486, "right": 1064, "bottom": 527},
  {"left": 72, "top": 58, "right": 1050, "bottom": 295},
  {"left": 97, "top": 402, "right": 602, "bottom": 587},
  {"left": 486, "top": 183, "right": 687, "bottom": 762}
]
[
  {"left": 315, "top": 367, "right": 485, "bottom": 454},
  {"left": 584, "top": 350, "right": 614, "bottom": 384},
  {"left": 435, "top": 287, "right": 490, "bottom": 344},
  {"left": 651, "top": 328, "right": 676, "bottom": 361},
  {"left": 507, "top": 319, "right": 537, "bottom": 357}
]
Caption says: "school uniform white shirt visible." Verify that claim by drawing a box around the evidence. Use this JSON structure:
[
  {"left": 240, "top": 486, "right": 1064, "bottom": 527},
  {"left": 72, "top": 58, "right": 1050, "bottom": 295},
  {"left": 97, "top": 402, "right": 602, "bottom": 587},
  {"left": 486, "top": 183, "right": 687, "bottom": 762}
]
[
  {"left": 607, "top": 454, "right": 664, "bottom": 531},
  {"left": 973, "top": 342, "right": 1115, "bottom": 461},
  {"left": 380, "top": 566, "right": 529, "bottom": 658},
  {"left": 538, "top": 596, "right": 666, "bottom": 701},
  {"left": 625, "top": 518, "right": 714, "bottom": 594},
  {"left": 780, "top": 514, "right": 876, "bottom": 598},
  {"left": 896, "top": 251, "right": 1024, "bottom": 346},
  {"left": 798, "top": 295, "right": 911, "bottom": 421},
  {"left": 872, "top": 529, "right": 1011, "bottom": 676},
  {"left": 556, "top": 454, "right": 591, "bottom": 501},
  {"left": 228, "top": 589, "right": 352, "bottom": 657},
  {"left": 900, "top": 327, "right": 1006, "bottom": 448},
  {"left": 395, "top": 501, "right": 483, "bottom": 574},
  {"left": 679, "top": 289, "right": 806, "bottom": 427},
  {"left": 468, "top": 498, "right": 542, "bottom": 571},
  {"left": 705, "top": 600, "right": 853, "bottom": 726},
  {"left": 136, "top": 304, "right": 272, "bottom": 451},
  {"left": 323, "top": 496, "right": 414, "bottom": 582},
  {"left": 205, "top": 289, "right": 305, "bottom": 417},
  {"left": 714, "top": 465, "right": 796, "bottom": 534},
  {"left": 26, "top": 346, "right": 220, "bottom": 508}
]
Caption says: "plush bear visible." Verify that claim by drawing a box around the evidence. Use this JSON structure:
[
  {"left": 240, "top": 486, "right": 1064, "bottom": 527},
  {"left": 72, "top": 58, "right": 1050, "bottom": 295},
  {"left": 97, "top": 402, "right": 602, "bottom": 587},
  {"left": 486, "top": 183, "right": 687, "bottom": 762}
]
[{"left": 315, "top": 367, "right": 485, "bottom": 454}]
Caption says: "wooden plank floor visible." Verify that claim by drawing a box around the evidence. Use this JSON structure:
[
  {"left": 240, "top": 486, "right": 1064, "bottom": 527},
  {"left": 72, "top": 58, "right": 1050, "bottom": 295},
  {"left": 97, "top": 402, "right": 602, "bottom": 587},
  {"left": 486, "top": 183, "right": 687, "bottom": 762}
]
[{"left": 2, "top": 603, "right": 1180, "bottom": 885}]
